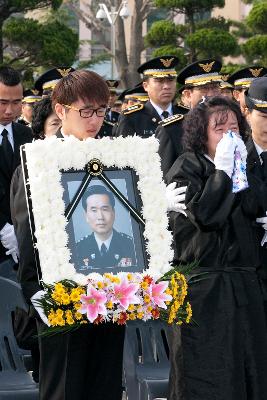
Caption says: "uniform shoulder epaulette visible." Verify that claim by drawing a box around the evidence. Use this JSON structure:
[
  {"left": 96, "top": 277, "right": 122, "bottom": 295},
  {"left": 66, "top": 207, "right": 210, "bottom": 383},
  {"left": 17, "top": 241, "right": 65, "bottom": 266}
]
[
  {"left": 159, "top": 114, "right": 184, "bottom": 127},
  {"left": 120, "top": 232, "right": 133, "bottom": 241},
  {"left": 104, "top": 119, "right": 115, "bottom": 126},
  {"left": 123, "top": 103, "right": 144, "bottom": 115}
]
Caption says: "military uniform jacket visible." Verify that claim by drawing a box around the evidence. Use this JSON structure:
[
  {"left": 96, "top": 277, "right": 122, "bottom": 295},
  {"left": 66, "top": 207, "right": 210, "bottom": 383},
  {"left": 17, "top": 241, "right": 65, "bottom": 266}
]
[
  {"left": 114, "top": 101, "right": 182, "bottom": 138},
  {"left": 76, "top": 229, "right": 136, "bottom": 273},
  {"left": 97, "top": 119, "right": 115, "bottom": 138},
  {"left": 155, "top": 113, "right": 186, "bottom": 179}
]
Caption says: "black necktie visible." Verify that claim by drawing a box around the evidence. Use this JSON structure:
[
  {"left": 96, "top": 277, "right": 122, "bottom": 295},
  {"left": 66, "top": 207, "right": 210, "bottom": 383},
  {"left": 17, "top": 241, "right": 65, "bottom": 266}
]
[
  {"left": 100, "top": 243, "right": 107, "bottom": 257},
  {"left": 261, "top": 152, "right": 267, "bottom": 181},
  {"left": 1, "top": 129, "right": 13, "bottom": 172},
  {"left": 161, "top": 111, "right": 169, "bottom": 119}
]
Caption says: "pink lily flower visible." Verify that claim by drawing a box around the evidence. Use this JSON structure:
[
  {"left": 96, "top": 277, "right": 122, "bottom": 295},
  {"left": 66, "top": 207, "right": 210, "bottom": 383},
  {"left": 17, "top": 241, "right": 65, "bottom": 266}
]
[
  {"left": 150, "top": 281, "right": 172, "bottom": 309},
  {"left": 113, "top": 278, "right": 140, "bottom": 310},
  {"left": 80, "top": 284, "right": 107, "bottom": 323}
]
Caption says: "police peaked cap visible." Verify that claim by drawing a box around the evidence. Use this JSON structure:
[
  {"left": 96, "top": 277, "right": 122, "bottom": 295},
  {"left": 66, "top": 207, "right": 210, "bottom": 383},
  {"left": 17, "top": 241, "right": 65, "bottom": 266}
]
[
  {"left": 34, "top": 66, "right": 75, "bottom": 93},
  {"left": 137, "top": 56, "right": 179, "bottom": 78},
  {"left": 177, "top": 59, "right": 222, "bottom": 87},
  {"left": 22, "top": 89, "right": 42, "bottom": 103},
  {"left": 245, "top": 76, "right": 267, "bottom": 114},
  {"left": 228, "top": 66, "right": 267, "bottom": 89}
]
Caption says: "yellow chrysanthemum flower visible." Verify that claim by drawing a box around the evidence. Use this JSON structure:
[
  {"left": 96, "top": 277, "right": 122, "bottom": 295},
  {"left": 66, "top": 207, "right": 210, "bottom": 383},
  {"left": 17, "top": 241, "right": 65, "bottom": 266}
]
[
  {"left": 128, "top": 304, "right": 135, "bottom": 312},
  {"left": 141, "top": 281, "right": 149, "bottom": 290},
  {"left": 106, "top": 301, "right": 113, "bottom": 309},
  {"left": 128, "top": 313, "right": 136, "bottom": 320},
  {"left": 97, "top": 281, "right": 104, "bottom": 289},
  {"left": 144, "top": 294, "right": 150, "bottom": 304}
]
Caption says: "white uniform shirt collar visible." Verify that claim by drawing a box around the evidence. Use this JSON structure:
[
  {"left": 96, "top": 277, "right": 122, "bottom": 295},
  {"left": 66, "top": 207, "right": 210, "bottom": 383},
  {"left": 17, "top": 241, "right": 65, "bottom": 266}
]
[
  {"left": 94, "top": 230, "right": 113, "bottom": 252},
  {"left": 253, "top": 140, "right": 267, "bottom": 164},
  {"left": 150, "top": 100, "right": 173, "bottom": 119},
  {"left": 0, "top": 123, "right": 14, "bottom": 149}
]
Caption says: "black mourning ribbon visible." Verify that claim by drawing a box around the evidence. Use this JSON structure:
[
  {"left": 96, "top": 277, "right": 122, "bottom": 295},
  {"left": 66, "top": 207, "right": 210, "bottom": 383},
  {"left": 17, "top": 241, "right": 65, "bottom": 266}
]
[
  {"left": 1, "top": 129, "right": 13, "bottom": 173},
  {"left": 161, "top": 110, "right": 169, "bottom": 119}
]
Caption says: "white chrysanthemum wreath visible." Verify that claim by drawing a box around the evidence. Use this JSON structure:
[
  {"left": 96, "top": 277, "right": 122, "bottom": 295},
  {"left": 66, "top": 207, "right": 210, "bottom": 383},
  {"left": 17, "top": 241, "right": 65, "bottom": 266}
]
[{"left": 22, "top": 135, "right": 173, "bottom": 285}]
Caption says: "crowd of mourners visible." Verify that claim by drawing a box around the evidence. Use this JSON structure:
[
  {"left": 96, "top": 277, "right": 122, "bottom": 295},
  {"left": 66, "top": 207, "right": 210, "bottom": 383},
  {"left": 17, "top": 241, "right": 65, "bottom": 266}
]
[{"left": 1, "top": 55, "right": 267, "bottom": 400}]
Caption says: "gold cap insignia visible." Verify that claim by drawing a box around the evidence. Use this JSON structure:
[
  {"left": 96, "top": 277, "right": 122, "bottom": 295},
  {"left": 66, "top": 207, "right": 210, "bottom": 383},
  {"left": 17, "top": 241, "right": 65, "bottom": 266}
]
[
  {"left": 31, "top": 89, "right": 39, "bottom": 95},
  {"left": 160, "top": 58, "right": 174, "bottom": 68},
  {"left": 249, "top": 68, "right": 263, "bottom": 78},
  {"left": 107, "top": 80, "right": 116, "bottom": 87},
  {"left": 199, "top": 61, "right": 215, "bottom": 73},
  {"left": 221, "top": 74, "right": 229, "bottom": 81},
  {"left": 57, "top": 68, "right": 72, "bottom": 77}
]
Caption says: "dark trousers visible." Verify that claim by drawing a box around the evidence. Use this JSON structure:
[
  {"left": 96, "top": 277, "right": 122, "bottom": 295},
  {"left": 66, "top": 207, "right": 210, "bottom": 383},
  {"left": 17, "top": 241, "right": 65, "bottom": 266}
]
[{"left": 37, "top": 321, "right": 125, "bottom": 400}]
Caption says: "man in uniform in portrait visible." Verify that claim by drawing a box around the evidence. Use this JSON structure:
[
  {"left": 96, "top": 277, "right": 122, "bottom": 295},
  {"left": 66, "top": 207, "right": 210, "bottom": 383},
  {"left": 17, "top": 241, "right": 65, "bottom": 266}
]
[{"left": 76, "top": 185, "right": 136, "bottom": 272}]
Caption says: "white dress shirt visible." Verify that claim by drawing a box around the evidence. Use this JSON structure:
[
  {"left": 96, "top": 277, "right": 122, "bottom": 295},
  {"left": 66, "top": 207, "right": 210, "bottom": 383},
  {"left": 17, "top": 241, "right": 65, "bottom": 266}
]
[
  {"left": 150, "top": 100, "right": 173, "bottom": 119},
  {"left": 0, "top": 123, "right": 14, "bottom": 150},
  {"left": 94, "top": 231, "right": 113, "bottom": 252}
]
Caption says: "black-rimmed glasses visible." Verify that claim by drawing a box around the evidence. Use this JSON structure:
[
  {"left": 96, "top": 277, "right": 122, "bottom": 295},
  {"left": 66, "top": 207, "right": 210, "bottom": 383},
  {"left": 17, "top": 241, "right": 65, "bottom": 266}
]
[{"left": 62, "top": 104, "right": 107, "bottom": 118}]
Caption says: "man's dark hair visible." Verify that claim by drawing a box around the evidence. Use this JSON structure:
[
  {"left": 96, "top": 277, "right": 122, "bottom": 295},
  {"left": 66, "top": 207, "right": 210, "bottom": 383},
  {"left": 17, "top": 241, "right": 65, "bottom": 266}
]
[
  {"left": 0, "top": 66, "right": 21, "bottom": 86},
  {"left": 82, "top": 185, "right": 115, "bottom": 210},
  {"left": 52, "top": 70, "right": 109, "bottom": 108},
  {"left": 182, "top": 96, "right": 249, "bottom": 154},
  {"left": 32, "top": 97, "right": 56, "bottom": 139}
]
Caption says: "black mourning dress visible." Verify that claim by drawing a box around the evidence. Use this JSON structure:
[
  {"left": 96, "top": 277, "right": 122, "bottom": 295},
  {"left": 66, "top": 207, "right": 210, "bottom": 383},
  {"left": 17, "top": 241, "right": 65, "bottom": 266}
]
[{"left": 166, "top": 151, "right": 267, "bottom": 400}]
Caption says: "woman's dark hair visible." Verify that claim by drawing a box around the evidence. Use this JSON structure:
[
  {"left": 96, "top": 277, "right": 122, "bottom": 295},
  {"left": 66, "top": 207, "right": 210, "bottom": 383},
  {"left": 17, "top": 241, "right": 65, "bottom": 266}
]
[
  {"left": 31, "top": 97, "right": 54, "bottom": 139},
  {"left": 182, "top": 96, "right": 249, "bottom": 154},
  {"left": 51, "top": 70, "right": 109, "bottom": 108}
]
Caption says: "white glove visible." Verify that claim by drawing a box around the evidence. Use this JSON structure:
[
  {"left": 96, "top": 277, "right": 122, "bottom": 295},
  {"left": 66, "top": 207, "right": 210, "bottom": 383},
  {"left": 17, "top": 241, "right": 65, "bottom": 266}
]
[
  {"left": 0, "top": 223, "right": 19, "bottom": 263},
  {"left": 5, "top": 248, "right": 18, "bottom": 263},
  {"left": 31, "top": 290, "right": 50, "bottom": 326},
  {"left": 214, "top": 133, "right": 236, "bottom": 178},
  {"left": 166, "top": 182, "right": 187, "bottom": 216},
  {"left": 233, "top": 135, "right": 247, "bottom": 163},
  {"left": 256, "top": 214, "right": 267, "bottom": 246}
]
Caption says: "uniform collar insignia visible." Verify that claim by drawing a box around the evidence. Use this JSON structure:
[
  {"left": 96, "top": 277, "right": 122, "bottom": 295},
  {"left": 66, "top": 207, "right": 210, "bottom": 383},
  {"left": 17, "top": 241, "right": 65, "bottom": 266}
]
[
  {"left": 249, "top": 68, "right": 263, "bottom": 78},
  {"left": 57, "top": 68, "right": 72, "bottom": 77},
  {"left": 160, "top": 58, "right": 174, "bottom": 68},
  {"left": 221, "top": 74, "right": 229, "bottom": 81},
  {"left": 198, "top": 61, "right": 215, "bottom": 73},
  {"left": 32, "top": 89, "right": 39, "bottom": 95}
]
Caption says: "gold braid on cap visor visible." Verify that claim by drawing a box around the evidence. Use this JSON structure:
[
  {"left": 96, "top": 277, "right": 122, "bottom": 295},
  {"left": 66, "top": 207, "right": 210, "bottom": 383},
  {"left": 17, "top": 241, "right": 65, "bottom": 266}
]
[{"left": 185, "top": 72, "right": 222, "bottom": 86}]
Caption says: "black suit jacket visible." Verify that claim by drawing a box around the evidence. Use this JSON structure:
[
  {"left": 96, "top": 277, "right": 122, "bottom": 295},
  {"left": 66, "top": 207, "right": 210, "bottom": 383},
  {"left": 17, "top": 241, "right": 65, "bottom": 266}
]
[
  {"left": 0, "top": 122, "right": 32, "bottom": 261},
  {"left": 114, "top": 101, "right": 181, "bottom": 138}
]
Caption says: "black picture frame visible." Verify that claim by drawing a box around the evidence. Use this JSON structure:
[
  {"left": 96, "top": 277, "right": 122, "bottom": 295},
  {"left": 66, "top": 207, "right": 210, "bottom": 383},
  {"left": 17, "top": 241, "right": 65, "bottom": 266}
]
[{"left": 21, "top": 152, "right": 148, "bottom": 281}]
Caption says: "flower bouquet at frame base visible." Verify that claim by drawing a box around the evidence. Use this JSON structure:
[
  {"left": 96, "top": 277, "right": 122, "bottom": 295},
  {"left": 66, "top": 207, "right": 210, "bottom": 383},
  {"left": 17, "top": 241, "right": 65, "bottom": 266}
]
[{"left": 35, "top": 266, "right": 193, "bottom": 336}]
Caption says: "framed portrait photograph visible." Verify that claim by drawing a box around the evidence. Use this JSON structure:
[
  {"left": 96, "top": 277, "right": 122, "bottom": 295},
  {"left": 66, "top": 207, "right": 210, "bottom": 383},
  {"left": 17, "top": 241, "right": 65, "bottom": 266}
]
[
  {"left": 61, "top": 168, "right": 147, "bottom": 275},
  {"left": 21, "top": 136, "right": 173, "bottom": 285}
]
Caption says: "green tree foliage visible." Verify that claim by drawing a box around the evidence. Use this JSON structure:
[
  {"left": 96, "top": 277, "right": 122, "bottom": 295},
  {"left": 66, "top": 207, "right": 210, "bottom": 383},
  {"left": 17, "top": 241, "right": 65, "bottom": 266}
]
[
  {"left": 0, "top": 0, "right": 63, "bottom": 63},
  {"left": 145, "top": 0, "right": 239, "bottom": 64},
  {"left": 3, "top": 17, "right": 78, "bottom": 69},
  {"left": 242, "top": 35, "right": 267, "bottom": 65},
  {"left": 145, "top": 21, "right": 180, "bottom": 47},
  {"left": 246, "top": 1, "right": 267, "bottom": 33},
  {"left": 154, "top": 0, "right": 224, "bottom": 13},
  {"left": 186, "top": 28, "right": 239, "bottom": 59},
  {"left": 240, "top": 1, "right": 267, "bottom": 64}
]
